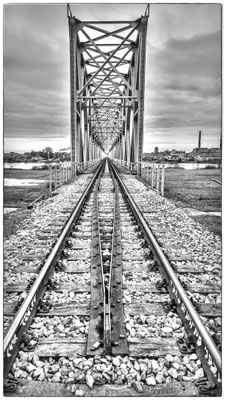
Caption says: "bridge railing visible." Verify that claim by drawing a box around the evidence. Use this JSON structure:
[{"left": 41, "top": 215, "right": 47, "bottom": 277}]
[
  {"left": 112, "top": 159, "right": 165, "bottom": 196},
  {"left": 48, "top": 159, "right": 101, "bottom": 196}
]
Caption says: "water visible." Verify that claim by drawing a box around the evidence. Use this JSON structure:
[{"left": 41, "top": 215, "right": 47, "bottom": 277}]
[
  {"left": 4, "top": 162, "right": 50, "bottom": 170},
  {"left": 4, "top": 161, "right": 221, "bottom": 170},
  {"left": 4, "top": 208, "right": 18, "bottom": 214},
  {"left": 152, "top": 162, "right": 221, "bottom": 170},
  {"left": 4, "top": 178, "right": 48, "bottom": 186}
]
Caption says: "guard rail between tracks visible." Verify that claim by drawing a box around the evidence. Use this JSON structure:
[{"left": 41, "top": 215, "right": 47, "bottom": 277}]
[
  {"left": 109, "top": 159, "right": 221, "bottom": 381},
  {"left": 4, "top": 158, "right": 106, "bottom": 379},
  {"left": 111, "top": 158, "right": 165, "bottom": 196},
  {"left": 48, "top": 159, "right": 102, "bottom": 195}
]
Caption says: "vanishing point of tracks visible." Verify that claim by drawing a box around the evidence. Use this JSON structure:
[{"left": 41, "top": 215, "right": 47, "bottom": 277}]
[{"left": 4, "top": 159, "right": 221, "bottom": 397}]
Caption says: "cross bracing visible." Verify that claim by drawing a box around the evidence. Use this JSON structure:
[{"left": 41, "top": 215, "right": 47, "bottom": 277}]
[{"left": 67, "top": 4, "right": 149, "bottom": 163}]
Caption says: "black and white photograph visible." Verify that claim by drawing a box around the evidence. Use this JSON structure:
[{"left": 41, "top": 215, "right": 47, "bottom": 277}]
[{"left": 3, "top": 2, "right": 222, "bottom": 397}]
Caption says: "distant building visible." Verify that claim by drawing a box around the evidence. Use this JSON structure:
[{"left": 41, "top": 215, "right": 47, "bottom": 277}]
[
  {"left": 198, "top": 130, "right": 202, "bottom": 149},
  {"left": 154, "top": 146, "right": 159, "bottom": 154},
  {"left": 189, "top": 148, "right": 221, "bottom": 162},
  {"left": 142, "top": 152, "right": 154, "bottom": 161},
  {"left": 143, "top": 147, "right": 221, "bottom": 163},
  {"left": 164, "top": 150, "right": 186, "bottom": 161},
  {"left": 4, "top": 152, "right": 26, "bottom": 162},
  {"left": 31, "top": 156, "right": 45, "bottom": 162}
]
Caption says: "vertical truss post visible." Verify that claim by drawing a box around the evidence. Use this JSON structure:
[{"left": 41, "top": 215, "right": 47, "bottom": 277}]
[
  {"left": 67, "top": 5, "right": 148, "bottom": 163},
  {"left": 68, "top": 15, "right": 77, "bottom": 164},
  {"left": 137, "top": 15, "right": 148, "bottom": 166}
]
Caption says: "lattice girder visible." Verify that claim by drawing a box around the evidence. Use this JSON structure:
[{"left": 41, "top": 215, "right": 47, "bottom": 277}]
[{"left": 68, "top": 4, "right": 149, "bottom": 162}]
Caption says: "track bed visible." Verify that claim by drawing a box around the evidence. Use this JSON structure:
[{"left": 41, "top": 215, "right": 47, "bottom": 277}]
[{"left": 4, "top": 159, "right": 221, "bottom": 397}]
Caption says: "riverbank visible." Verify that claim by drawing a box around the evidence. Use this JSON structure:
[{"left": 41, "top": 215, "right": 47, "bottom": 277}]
[
  {"left": 164, "top": 168, "right": 222, "bottom": 236},
  {"left": 3, "top": 169, "right": 50, "bottom": 238},
  {"left": 3, "top": 167, "right": 222, "bottom": 238},
  {"left": 4, "top": 169, "right": 49, "bottom": 208}
]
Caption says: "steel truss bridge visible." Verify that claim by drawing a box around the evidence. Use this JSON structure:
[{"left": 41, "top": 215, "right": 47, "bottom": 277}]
[{"left": 67, "top": 4, "right": 149, "bottom": 165}]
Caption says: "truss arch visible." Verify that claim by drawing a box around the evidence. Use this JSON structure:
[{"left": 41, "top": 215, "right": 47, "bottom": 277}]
[{"left": 67, "top": 4, "right": 149, "bottom": 164}]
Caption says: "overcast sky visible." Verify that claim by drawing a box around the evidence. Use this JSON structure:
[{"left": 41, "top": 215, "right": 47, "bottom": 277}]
[{"left": 3, "top": 3, "right": 221, "bottom": 153}]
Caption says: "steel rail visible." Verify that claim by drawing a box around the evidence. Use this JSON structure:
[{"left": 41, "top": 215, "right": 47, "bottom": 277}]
[
  {"left": 95, "top": 173, "right": 108, "bottom": 353},
  {"left": 109, "top": 159, "right": 221, "bottom": 374},
  {"left": 103, "top": 223, "right": 113, "bottom": 353},
  {"left": 4, "top": 159, "right": 105, "bottom": 378},
  {"left": 103, "top": 162, "right": 117, "bottom": 353}
]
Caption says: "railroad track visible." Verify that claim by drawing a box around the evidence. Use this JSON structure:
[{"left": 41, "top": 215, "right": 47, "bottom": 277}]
[{"left": 4, "top": 159, "right": 221, "bottom": 396}]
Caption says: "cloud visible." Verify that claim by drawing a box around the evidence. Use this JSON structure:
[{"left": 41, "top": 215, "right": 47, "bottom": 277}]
[
  {"left": 144, "top": 29, "right": 221, "bottom": 150},
  {"left": 4, "top": 4, "right": 70, "bottom": 151},
  {"left": 3, "top": 4, "right": 222, "bottom": 152}
]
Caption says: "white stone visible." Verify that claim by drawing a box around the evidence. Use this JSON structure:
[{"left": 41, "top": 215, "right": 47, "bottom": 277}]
[
  {"left": 165, "top": 354, "right": 174, "bottom": 363},
  {"left": 71, "top": 384, "right": 76, "bottom": 393},
  {"left": 14, "top": 369, "right": 23, "bottom": 379},
  {"left": 176, "top": 318, "right": 182, "bottom": 326},
  {"left": 183, "top": 356, "right": 190, "bottom": 364},
  {"left": 57, "top": 324, "right": 65, "bottom": 333},
  {"left": 146, "top": 376, "right": 156, "bottom": 386},
  {"left": 134, "top": 361, "right": 140, "bottom": 371},
  {"left": 130, "top": 328, "right": 136, "bottom": 337},
  {"left": 73, "top": 358, "right": 83, "bottom": 367},
  {"left": 183, "top": 376, "right": 194, "bottom": 382},
  {"left": 50, "top": 364, "right": 60, "bottom": 373},
  {"left": 139, "top": 363, "right": 148, "bottom": 372},
  {"left": 168, "top": 368, "right": 178, "bottom": 379},
  {"left": 210, "top": 366, "right": 217, "bottom": 375},
  {"left": 171, "top": 322, "right": 180, "bottom": 331},
  {"left": 189, "top": 353, "right": 198, "bottom": 360},
  {"left": 186, "top": 364, "right": 194, "bottom": 373},
  {"left": 155, "top": 372, "right": 164, "bottom": 384},
  {"left": 83, "top": 360, "right": 93, "bottom": 368},
  {"left": 38, "top": 372, "right": 45, "bottom": 381},
  {"left": 33, "top": 367, "right": 44, "bottom": 378},
  {"left": 26, "top": 363, "right": 36, "bottom": 373},
  {"left": 112, "top": 356, "right": 121, "bottom": 367},
  {"left": 172, "top": 362, "right": 180, "bottom": 370},
  {"left": 73, "top": 319, "right": 83, "bottom": 329},
  {"left": 51, "top": 372, "right": 61, "bottom": 382},
  {"left": 161, "top": 327, "right": 173, "bottom": 334},
  {"left": 215, "top": 317, "right": 222, "bottom": 326},
  {"left": 195, "top": 368, "right": 204, "bottom": 379},
  {"left": 140, "top": 314, "right": 146, "bottom": 324},
  {"left": 75, "top": 389, "right": 84, "bottom": 396},
  {"left": 86, "top": 374, "right": 94, "bottom": 389},
  {"left": 151, "top": 359, "right": 159, "bottom": 372},
  {"left": 34, "top": 360, "right": 44, "bottom": 368},
  {"left": 132, "top": 381, "right": 144, "bottom": 393}
]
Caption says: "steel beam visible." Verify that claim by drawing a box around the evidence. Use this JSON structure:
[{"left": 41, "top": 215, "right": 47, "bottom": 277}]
[{"left": 67, "top": 4, "right": 149, "bottom": 159}]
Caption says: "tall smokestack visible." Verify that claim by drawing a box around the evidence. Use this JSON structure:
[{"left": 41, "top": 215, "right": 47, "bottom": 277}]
[{"left": 198, "top": 130, "right": 201, "bottom": 149}]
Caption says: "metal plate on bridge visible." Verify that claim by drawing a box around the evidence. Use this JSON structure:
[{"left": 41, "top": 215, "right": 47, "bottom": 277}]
[
  {"left": 86, "top": 203, "right": 104, "bottom": 356},
  {"left": 34, "top": 339, "right": 86, "bottom": 357},
  {"left": 111, "top": 203, "right": 129, "bottom": 355},
  {"left": 128, "top": 337, "right": 181, "bottom": 357},
  {"left": 6, "top": 381, "right": 198, "bottom": 397},
  {"left": 124, "top": 303, "right": 166, "bottom": 316}
]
